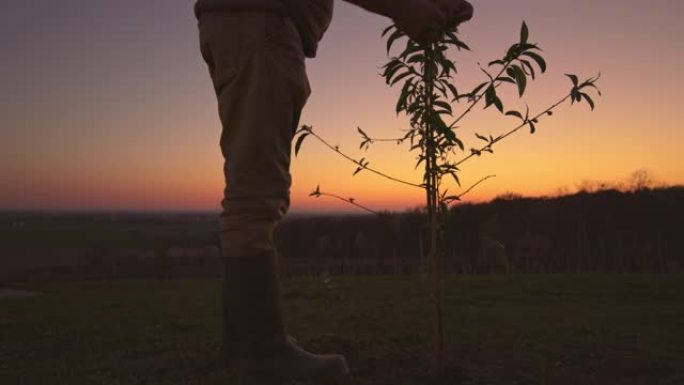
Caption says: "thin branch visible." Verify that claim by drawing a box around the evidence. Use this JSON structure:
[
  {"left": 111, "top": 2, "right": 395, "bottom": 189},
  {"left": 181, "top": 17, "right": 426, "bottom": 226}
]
[
  {"left": 454, "top": 93, "right": 572, "bottom": 168},
  {"left": 313, "top": 174, "right": 494, "bottom": 215},
  {"left": 456, "top": 174, "right": 496, "bottom": 200},
  {"left": 306, "top": 129, "right": 424, "bottom": 189},
  {"left": 357, "top": 126, "right": 412, "bottom": 145},
  {"left": 314, "top": 192, "right": 380, "bottom": 215},
  {"left": 449, "top": 61, "right": 514, "bottom": 127},
  {"left": 367, "top": 137, "right": 406, "bottom": 143}
]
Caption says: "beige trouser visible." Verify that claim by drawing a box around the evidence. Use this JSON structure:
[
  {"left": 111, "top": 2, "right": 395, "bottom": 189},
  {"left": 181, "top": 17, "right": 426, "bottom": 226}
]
[{"left": 199, "top": 12, "right": 311, "bottom": 257}]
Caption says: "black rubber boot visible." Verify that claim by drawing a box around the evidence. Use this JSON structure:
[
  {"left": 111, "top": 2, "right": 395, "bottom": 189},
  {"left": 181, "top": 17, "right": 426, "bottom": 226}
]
[
  {"left": 220, "top": 253, "right": 302, "bottom": 366},
  {"left": 218, "top": 236, "right": 238, "bottom": 365},
  {"left": 222, "top": 251, "right": 349, "bottom": 383},
  {"left": 219, "top": 279, "right": 238, "bottom": 365}
]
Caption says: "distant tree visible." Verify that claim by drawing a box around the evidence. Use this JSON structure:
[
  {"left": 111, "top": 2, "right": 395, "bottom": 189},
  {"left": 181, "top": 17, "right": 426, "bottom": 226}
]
[{"left": 628, "top": 169, "right": 656, "bottom": 192}]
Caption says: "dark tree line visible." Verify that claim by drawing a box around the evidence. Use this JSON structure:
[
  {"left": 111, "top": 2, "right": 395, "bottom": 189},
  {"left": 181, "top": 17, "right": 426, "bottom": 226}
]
[
  {"left": 276, "top": 186, "right": 684, "bottom": 274},
  {"left": 3, "top": 187, "right": 681, "bottom": 281}
]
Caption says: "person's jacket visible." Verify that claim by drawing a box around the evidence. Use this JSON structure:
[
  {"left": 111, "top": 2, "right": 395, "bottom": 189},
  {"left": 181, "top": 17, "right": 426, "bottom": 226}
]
[{"left": 194, "top": 0, "right": 333, "bottom": 58}]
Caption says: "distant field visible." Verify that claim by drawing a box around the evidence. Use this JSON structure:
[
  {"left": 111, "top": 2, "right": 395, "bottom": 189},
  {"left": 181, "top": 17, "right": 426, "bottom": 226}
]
[
  {"left": 0, "top": 216, "right": 218, "bottom": 249},
  {"left": 0, "top": 215, "right": 220, "bottom": 281},
  {"left": 1, "top": 274, "right": 682, "bottom": 385}
]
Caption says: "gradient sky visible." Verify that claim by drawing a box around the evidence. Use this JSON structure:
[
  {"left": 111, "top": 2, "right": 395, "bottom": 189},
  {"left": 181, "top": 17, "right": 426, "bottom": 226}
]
[{"left": 1, "top": 0, "right": 682, "bottom": 213}]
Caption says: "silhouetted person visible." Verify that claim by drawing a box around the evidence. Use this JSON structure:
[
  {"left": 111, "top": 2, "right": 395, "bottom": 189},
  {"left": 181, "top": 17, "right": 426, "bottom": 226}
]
[{"left": 195, "top": 0, "right": 473, "bottom": 382}]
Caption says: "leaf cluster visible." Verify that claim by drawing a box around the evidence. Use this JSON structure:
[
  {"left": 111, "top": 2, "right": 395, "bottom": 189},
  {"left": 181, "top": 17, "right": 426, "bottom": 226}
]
[
  {"left": 380, "top": 22, "right": 557, "bottom": 209},
  {"left": 293, "top": 21, "right": 601, "bottom": 213},
  {"left": 568, "top": 73, "right": 602, "bottom": 110}
]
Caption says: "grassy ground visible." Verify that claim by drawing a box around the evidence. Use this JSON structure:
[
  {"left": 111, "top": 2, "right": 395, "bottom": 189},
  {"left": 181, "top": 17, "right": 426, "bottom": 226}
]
[{"left": 1, "top": 274, "right": 682, "bottom": 385}]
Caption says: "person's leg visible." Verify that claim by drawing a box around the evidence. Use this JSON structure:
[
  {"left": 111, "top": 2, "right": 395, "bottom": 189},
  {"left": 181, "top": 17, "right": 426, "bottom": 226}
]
[
  {"left": 201, "top": 12, "right": 307, "bottom": 256},
  {"left": 200, "top": 9, "right": 307, "bottom": 354},
  {"left": 198, "top": 11, "right": 348, "bottom": 381}
]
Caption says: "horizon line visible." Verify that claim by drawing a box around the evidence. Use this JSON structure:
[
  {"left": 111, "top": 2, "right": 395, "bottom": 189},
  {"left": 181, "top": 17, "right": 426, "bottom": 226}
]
[{"left": 2, "top": 184, "right": 681, "bottom": 217}]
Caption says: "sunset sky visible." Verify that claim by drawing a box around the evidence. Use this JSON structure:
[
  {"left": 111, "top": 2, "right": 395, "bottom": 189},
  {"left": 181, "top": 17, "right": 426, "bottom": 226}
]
[{"left": 1, "top": 0, "right": 682, "bottom": 213}]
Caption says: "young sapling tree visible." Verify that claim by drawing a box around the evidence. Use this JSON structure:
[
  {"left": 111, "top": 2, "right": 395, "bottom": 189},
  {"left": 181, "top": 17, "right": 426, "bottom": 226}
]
[{"left": 294, "top": 21, "right": 601, "bottom": 371}]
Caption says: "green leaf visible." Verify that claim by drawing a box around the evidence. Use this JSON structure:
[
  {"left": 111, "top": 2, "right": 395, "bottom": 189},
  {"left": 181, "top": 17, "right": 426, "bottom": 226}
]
[
  {"left": 450, "top": 172, "right": 461, "bottom": 186},
  {"left": 396, "top": 80, "right": 413, "bottom": 114},
  {"left": 380, "top": 58, "right": 398, "bottom": 70},
  {"left": 406, "top": 53, "right": 425, "bottom": 63},
  {"left": 381, "top": 59, "right": 401, "bottom": 80},
  {"left": 497, "top": 76, "right": 516, "bottom": 84},
  {"left": 581, "top": 93, "right": 595, "bottom": 110},
  {"left": 294, "top": 133, "right": 309, "bottom": 156},
  {"left": 571, "top": 89, "right": 581, "bottom": 103},
  {"left": 516, "top": 71, "right": 527, "bottom": 97},
  {"left": 520, "top": 43, "right": 540, "bottom": 51},
  {"left": 407, "top": 100, "right": 423, "bottom": 115},
  {"left": 506, "top": 110, "right": 523, "bottom": 119},
  {"left": 434, "top": 100, "right": 453, "bottom": 114},
  {"left": 520, "top": 59, "right": 536, "bottom": 79},
  {"left": 386, "top": 29, "right": 404, "bottom": 54},
  {"left": 390, "top": 70, "right": 413, "bottom": 86},
  {"left": 384, "top": 63, "right": 404, "bottom": 84},
  {"left": 296, "top": 125, "right": 312, "bottom": 135},
  {"left": 452, "top": 39, "right": 470, "bottom": 51},
  {"left": 522, "top": 51, "right": 547, "bottom": 73},
  {"left": 508, "top": 65, "right": 527, "bottom": 96},
  {"left": 440, "top": 60, "right": 457, "bottom": 77},
  {"left": 381, "top": 24, "right": 395, "bottom": 37},
  {"left": 415, "top": 156, "right": 425, "bottom": 169},
  {"left": 432, "top": 113, "right": 449, "bottom": 132},
  {"left": 485, "top": 86, "right": 496, "bottom": 109},
  {"left": 566, "top": 74, "right": 579, "bottom": 86},
  {"left": 399, "top": 43, "right": 423, "bottom": 59},
  {"left": 520, "top": 21, "right": 529, "bottom": 45},
  {"left": 446, "top": 83, "right": 459, "bottom": 101},
  {"left": 505, "top": 44, "right": 521, "bottom": 61},
  {"left": 579, "top": 78, "right": 602, "bottom": 96},
  {"left": 471, "top": 82, "right": 488, "bottom": 97},
  {"left": 453, "top": 136, "right": 465, "bottom": 151},
  {"left": 493, "top": 96, "right": 504, "bottom": 113},
  {"left": 434, "top": 80, "right": 447, "bottom": 96}
]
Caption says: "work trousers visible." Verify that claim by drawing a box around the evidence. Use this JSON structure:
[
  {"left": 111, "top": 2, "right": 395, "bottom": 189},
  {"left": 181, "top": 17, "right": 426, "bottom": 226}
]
[{"left": 199, "top": 12, "right": 310, "bottom": 256}]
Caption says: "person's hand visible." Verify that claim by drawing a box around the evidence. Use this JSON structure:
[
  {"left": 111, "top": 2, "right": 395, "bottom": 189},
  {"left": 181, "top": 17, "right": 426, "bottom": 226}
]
[
  {"left": 435, "top": 0, "right": 473, "bottom": 30},
  {"left": 391, "top": 0, "right": 473, "bottom": 44}
]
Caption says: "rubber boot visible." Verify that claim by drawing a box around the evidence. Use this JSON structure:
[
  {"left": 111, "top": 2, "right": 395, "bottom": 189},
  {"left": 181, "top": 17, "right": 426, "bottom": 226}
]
[
  {"left": 220, "top": 278, "right": 238, "bottom": 365},
  {"left": 218, "top": 235, "right": 238, "bottom": 365},
  {"left": 219, "top": 250, "right": 303, "bottom": 366},
  {"left": 222, "top": 251, "right": 349, "bottom": 383}
]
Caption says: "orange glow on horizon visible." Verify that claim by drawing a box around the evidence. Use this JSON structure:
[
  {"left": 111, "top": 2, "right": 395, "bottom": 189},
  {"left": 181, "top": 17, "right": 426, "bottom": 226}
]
[{"left": 1, "top": 2, "right": 682, "bottom": 212}]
